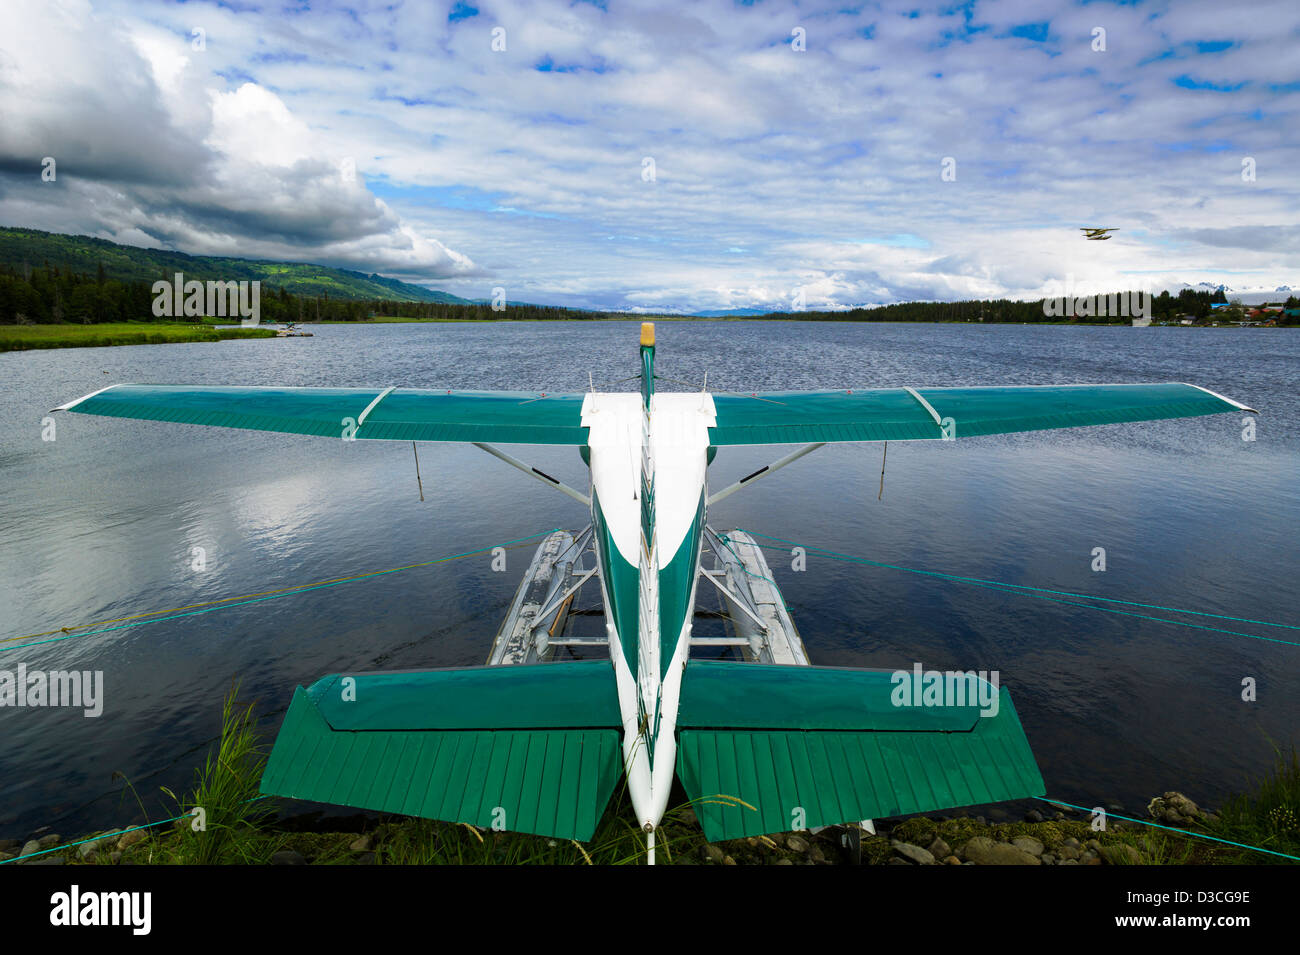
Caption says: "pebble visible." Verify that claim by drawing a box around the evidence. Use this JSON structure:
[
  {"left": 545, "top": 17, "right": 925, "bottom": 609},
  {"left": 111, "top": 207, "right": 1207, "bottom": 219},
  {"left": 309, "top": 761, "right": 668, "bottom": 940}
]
[
  {"left": 1024, "top": 809, "right": 1044, "bottom": 823},
  {"left": 37, "top": 834, "right": 60, "bottom": 848},
  {"left": 19, "top": 840, "right": 41, "bottom": 859},
  {"left": 704, "top": 845, "right": 725, "bottom": 863},
  {"left": 1011, "top": 836, "right": 1044, "bottom": 857},
  {"left": 117, "top": 830, "right": 147, "bottom": 851},
  {"left": 893, "top": 843, "right": 935, "bottom": 865},
  {"left": 349, "top": 834, "right": 373, "bottom": 853},
  {"left": 1147, "top": 792, "right": 1203, "bottom": 827},
  {"left": 961, "top": 836, "right": 1041, "bottom": 866},
  {"left": 785, "top": 835, "right": 809, "bottom": 853},
  {"left": 928, "top": 837, "right": 952, "bottom": 859},
  {"left": 271, "top": 850, "right": 306, "bottom": 865}
]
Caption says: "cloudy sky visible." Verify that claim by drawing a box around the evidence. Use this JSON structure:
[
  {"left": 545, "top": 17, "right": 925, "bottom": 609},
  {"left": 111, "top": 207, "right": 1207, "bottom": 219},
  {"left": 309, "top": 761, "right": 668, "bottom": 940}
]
[{"left": 1, "top": 0, "right": 1296, "bottom": 311}]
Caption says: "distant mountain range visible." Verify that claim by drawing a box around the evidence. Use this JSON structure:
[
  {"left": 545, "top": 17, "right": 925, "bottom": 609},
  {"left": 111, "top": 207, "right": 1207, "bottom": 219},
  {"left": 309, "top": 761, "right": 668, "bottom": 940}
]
[
  {"left": 3, "top": 226, "right": 1293, "bottom": 314},
  {"left": 1166, "top": 281, "right": 1295, "bottom": 306},
  {"left": 0, "top": 226, "right": 472, "bottom": 303}
]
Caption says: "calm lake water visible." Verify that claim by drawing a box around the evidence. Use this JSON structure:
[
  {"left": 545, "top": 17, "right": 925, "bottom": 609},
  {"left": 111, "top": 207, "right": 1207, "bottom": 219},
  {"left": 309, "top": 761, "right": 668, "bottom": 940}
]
[{"left": 1, "top": 321, "right": 1296, "bottom": 839}]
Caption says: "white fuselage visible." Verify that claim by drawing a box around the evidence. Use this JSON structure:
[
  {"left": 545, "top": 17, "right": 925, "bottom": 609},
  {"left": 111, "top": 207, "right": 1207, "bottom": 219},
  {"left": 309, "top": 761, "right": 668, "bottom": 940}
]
[{"left": 581, "top": 391, "right": 716, "bottom": 831}]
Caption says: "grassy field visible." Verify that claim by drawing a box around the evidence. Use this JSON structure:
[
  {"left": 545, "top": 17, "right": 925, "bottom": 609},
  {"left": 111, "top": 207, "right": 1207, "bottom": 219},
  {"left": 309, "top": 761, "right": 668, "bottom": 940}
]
[{"left": 0, "top": 322, "right": 278, "bottom": 352}]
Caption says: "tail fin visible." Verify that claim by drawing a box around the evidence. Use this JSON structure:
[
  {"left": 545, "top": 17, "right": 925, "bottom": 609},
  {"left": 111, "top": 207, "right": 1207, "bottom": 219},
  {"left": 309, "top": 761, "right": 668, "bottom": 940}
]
[
  {"left": 674, "top": 662, "right": 1044, "bottom": 841},
  {"left": 259, "top": 662, "right": 623, "bottom": 840}
]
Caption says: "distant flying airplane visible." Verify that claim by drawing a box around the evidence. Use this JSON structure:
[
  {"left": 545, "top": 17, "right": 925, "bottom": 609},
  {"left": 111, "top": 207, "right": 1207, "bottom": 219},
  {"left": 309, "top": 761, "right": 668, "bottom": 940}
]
[{"left": 1081, "top": 228, "right": 1118, "bottom": 240}]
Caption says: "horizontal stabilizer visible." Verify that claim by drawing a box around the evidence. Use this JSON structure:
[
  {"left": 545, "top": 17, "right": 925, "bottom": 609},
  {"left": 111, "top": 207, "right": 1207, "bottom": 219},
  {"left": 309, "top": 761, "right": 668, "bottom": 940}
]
[
  {"left": 675, "top": 662, "right": 1044, "bottom": 841},
  {"left": 259, "top": 663, "right": 623, "bottom": 841}
]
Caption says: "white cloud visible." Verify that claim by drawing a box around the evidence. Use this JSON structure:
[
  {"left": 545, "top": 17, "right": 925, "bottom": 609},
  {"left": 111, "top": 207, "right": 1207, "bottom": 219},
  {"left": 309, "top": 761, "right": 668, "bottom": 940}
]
[
  {"left": 0, "top": 0, "right": 1296, "bottom": 308},
  {"left": 0, "top": 0, "right": 478, "bottom": 278}
]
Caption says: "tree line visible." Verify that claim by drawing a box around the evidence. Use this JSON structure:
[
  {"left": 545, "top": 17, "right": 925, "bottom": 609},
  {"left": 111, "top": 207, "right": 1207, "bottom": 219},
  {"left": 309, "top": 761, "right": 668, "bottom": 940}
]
[
  {"left": 761, "top": 288, "right": 1255, "bottom": 324},
  {"left": 1, "top": 260, "right": 1292, "bottom": 326}
]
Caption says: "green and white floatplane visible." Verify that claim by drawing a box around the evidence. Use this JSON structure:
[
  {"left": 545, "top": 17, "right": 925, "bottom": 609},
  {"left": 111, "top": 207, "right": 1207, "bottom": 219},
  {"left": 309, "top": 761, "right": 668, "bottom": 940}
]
[{"left": 54, "top": 323, "right": 1257, "bottom": 862}]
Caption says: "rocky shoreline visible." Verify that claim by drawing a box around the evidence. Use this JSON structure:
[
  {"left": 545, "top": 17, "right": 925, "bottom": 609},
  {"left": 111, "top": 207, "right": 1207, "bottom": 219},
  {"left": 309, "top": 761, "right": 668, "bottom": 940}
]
[{"left": 1, "top": 791, "right": 1240, "bottom": 866}]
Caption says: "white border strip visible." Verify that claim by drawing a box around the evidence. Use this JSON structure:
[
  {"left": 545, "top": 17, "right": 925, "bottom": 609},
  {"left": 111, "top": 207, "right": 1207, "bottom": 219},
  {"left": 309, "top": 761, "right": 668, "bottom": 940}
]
[
  {"left": 1182, "top": 382, "right": 1258, "bottom": 414},
  {"left": 50, "top": 384, "right": 125, "bottom": 413},
  {"left": 902, "top": 386, "right": 943, "bottom": 427},
  {"left": 356, "top": 386, "right": 396, "bottom": 426}
]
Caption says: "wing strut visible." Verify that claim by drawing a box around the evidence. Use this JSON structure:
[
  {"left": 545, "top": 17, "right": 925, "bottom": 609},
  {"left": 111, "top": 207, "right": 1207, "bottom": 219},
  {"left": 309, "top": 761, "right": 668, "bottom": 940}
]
[
  {"left": 707, "top": 442, "right": 825, "bottom": 506},
  {"left": 472, "top": 443, "right": 591, "bottom": 506}
]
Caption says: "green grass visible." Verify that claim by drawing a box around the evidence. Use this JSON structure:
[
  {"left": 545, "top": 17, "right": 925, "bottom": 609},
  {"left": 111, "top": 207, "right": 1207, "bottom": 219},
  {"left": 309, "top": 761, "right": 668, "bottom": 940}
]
[
  {"left": 0, "top": 322, "right": 277, "bottom": 351},
  {"left": 155, "top": 682, "right": 277, "bottom": 865},
  {"left": 1204, "top": 746, "right": 1300, "bottom": 863}
]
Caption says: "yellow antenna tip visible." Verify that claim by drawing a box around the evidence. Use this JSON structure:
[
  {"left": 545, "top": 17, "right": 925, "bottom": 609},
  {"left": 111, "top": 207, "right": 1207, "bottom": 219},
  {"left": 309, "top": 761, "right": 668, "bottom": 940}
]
[{"left": 640, "top": 322, "right": 655, "bottom": 347}]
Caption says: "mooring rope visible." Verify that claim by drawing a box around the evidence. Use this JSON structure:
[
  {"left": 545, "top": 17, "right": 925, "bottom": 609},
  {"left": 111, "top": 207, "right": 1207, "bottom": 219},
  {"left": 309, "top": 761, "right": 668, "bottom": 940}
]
[
  {"left": 0, "top": 795, "right": 273, "bottom": 866},
  {"left": 735, "top": 529, "right": 1299, "bottom": 648},
  {"left": 1035, "top": 797, "right": 1300, "bottom": 862},
  {"left": 1, "top": 530, "right": 560, "bottom": 654}
]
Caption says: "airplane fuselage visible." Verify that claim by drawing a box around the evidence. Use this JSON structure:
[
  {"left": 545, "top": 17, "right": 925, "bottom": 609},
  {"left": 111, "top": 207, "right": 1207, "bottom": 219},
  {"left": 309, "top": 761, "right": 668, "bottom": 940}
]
[{"left": 582, "top": 387, "right": 716, "bottom": 832}]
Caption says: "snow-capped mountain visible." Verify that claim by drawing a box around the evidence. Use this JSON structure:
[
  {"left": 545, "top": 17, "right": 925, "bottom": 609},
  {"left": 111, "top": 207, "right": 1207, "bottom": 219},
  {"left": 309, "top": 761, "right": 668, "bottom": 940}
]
[{"left": 1163, "top": 281, "right": 1295, "bottom": 305}]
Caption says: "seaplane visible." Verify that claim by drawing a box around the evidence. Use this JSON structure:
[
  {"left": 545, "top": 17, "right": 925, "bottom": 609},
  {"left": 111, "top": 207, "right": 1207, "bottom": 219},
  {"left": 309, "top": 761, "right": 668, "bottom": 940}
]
[
  {"left": 1081, "top": 227, "right": 1118, "bottom": 240},
  {"left": 52, "top": 324, "right": 1256, "bottom": 862}
]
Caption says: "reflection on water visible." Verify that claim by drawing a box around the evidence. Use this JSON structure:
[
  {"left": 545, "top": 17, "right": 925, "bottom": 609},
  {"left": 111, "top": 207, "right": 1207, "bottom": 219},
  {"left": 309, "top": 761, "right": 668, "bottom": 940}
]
[{"left": 0, "top": 321, "right": 1296, "bottom": 836}]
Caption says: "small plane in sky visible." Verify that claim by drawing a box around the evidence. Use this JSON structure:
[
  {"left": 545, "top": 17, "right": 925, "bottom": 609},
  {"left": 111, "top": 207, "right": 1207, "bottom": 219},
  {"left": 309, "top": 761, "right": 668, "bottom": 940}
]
[{"left": 1080, "top": 227, "right": 1118, "bottom": 240}]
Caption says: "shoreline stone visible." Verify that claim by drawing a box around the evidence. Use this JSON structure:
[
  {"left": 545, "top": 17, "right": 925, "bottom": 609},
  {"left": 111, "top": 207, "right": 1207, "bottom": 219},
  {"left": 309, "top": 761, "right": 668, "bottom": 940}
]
[{"left": 7, "top": 790, "right": 1226, "bottom": 866}]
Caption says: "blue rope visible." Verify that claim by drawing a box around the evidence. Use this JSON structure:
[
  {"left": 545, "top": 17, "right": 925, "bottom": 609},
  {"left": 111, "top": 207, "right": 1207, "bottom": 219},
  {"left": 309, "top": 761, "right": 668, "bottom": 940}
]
[
  {"left": 1036, "top": 797, "right": 1300, "bottom": 862},
  {"left": 0, "top": 795, "right": 273, "bottom": 865},
  {"left": 738, "top": 529, "right": 1298, "bottom": 648},
  {"left": 2, "top": 530, "right": 559, "bottom": 654}
]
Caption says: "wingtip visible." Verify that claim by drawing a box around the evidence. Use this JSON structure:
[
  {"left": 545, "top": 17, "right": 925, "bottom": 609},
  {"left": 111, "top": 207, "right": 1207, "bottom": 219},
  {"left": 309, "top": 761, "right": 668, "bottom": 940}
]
[
  {"left": 1181, "top": 383, "right": 1258, "bottom": 415},
  {"left": 50, "top": 383, "right": 122, "bottom": 413}
]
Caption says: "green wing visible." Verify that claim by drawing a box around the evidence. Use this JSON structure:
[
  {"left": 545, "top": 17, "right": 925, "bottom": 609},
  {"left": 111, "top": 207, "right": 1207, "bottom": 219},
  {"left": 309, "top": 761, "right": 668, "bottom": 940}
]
[
  {"left": 709, "top": 382, "right": 1255, "bottom": 445},
  {"left": 54, "top": 384, "right": 589, "bottom": 445},
  {"left": 55, "top": 381, "right": 1254, "bottom": 447}
]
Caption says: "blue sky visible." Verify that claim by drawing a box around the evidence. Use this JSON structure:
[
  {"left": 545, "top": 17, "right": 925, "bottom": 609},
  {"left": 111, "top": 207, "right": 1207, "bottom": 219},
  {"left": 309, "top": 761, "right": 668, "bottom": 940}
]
[{"left": 1, "top": 0, "right": 1296, "bottom": 310}]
